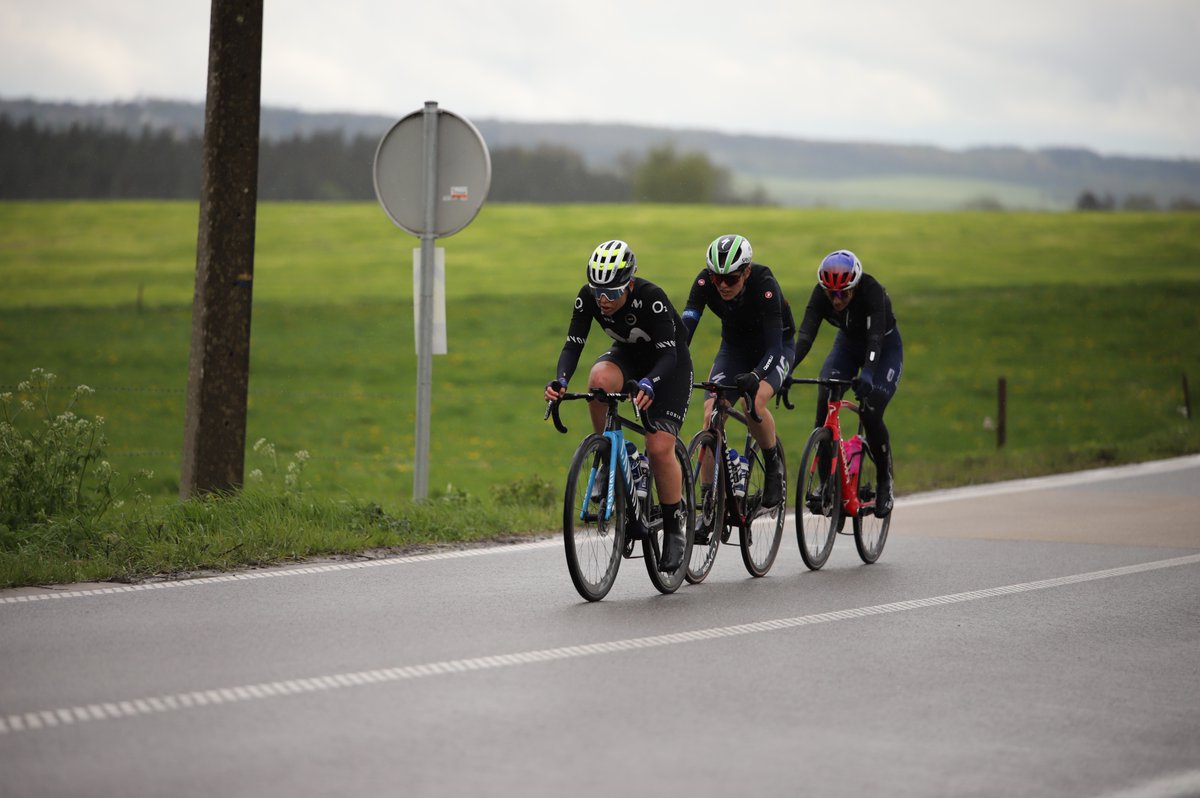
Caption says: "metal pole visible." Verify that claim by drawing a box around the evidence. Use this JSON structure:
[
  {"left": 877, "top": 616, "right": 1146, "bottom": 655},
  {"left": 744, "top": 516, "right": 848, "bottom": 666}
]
[
  {"left": 997, "top": 376, "right": 1007, "bottom": 448},
  {"left": 414, "top": 101, "right": 439, "bottom": 500}
]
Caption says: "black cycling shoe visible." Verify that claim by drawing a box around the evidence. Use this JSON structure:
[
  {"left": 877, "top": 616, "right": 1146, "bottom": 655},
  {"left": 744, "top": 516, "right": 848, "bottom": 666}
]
[
  {"left": 590, "top": 472, "right": 608, "bottom": 504},
  {"left": 874, "top": 472, "right": 894, "bottom": 518},
  {"left": 806, "top": 479, "right": 830, "bottom": 515},
  {"left": 762, "top": 446, "right": 784, "bottom": 508},
  {"left": 658, "top": 506, "right": 687, "bottom": 572}
]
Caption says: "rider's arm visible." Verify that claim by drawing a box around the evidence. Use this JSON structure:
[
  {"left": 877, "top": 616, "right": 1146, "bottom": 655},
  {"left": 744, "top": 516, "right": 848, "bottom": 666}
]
[
  {"left": 554, "top": 287, "right": 593, "bottom": 386},
  {"left": 680, "top": 271, "right": 708, "bottom": 345},
  {"left": 639, "top": 284, "right": 681, "bottom": 388},
  {"left": 753, "top": 274, "right": 786, "bottom": 378},
  {"left": 791, "top": 285, "right": 827, "bottom": 369},
  {"left": 860, "top": 279, "right": 888, "bottom": 379}
]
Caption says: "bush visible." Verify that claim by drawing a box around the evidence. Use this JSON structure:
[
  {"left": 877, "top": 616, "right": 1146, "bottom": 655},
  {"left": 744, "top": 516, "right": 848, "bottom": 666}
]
[{"left": 1, "top": 369, "right": 117, "bottom": 531}]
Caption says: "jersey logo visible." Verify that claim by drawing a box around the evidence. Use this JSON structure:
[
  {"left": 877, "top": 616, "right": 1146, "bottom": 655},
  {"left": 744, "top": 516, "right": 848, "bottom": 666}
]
[
  {"left": 625, "top": 314, "right": 637, "bottom": 325},
  {"left": 697, "top": 278, "right": 707, "bottom": 286},
  {"left": 652, "top": 300, "right": 666, "bottom": 314},
  {"left": 604, "top": 327, "right": 651, "bottom": 344},
  {"left": 763, "top": 290, "right": 774, "bottom": 299}
]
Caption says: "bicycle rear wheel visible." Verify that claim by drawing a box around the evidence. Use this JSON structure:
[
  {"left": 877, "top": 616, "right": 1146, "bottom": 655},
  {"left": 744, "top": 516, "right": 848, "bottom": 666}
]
[
  {"left": 738, "top": 437, "right": 784, "bottom": 577},
  {"left": 685, "top": 429, "right": 724, "bottom": 584},
  {"left": 796, "top": 426, "right": 840, "bottom": 570},
  {"left": 852, "top": 440, "right": 891, "bottom": 564},
  {"left": 564, "top": 434, "right": 625, "bottom": 601},
  {"left": 643, "top": 437, "right": 694, "bottom": 594}
]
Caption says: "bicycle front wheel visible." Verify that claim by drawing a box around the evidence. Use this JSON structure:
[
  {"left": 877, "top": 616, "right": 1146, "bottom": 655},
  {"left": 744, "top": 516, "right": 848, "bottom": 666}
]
[
  {"left": 796, "top": 426, "right": 840, "bottom": 570},
  {"left": 643, "top": 437, "right": 694, "bottom": 594},
  {"left": 685, "top": 429, "right": 724, "bottom": 584},
  {"left": 852, "top": 440, "right": 891, "bottom": 564},
  {"left": 738, "top": 437, "right": 785, "bottom": 577},
  {"left": 564, "top": 434, "right": 625, "bottom": 601}
]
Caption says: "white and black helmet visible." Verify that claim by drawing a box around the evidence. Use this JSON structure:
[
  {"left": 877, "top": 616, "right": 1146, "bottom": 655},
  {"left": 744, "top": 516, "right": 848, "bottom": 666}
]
[
  {"left": 587, "top": 239, "right": 637, "bottom": 287},
  {"left": 706, "top": 234, "right": 753, "bottom": 275}
]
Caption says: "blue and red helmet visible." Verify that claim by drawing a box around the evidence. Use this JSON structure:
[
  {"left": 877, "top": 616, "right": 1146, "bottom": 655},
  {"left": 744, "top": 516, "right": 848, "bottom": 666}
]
[{"left": 817, "top": 250, "right": 863, "bottom": 291}]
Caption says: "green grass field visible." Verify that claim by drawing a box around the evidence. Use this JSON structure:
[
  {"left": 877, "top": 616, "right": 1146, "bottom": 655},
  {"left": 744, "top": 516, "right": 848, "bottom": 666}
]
[{"left": 3, "top": 201, "right": 1199, "bottom": 510}]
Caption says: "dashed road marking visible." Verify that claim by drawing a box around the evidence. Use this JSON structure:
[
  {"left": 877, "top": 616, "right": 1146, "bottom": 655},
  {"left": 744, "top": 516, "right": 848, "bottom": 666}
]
[{"left": 3, "top": 552, "right": 1197, "bottom": 737}]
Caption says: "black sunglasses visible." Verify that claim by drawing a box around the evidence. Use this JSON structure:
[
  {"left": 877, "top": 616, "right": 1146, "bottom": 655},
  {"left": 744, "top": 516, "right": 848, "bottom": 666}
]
[{"left": 711, "top": 269, "right": 745, "bottom": 287}]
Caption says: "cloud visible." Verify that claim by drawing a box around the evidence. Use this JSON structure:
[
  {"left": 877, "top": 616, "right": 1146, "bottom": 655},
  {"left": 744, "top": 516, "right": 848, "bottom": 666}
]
[{"left": 2, "top": 0, "right": 1198, "bottom": 158}]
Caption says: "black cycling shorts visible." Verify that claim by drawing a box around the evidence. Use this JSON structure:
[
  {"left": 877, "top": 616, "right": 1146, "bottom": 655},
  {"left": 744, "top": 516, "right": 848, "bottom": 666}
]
[{"left": 595, "top": 347, "right": 692, "bottom": 436}]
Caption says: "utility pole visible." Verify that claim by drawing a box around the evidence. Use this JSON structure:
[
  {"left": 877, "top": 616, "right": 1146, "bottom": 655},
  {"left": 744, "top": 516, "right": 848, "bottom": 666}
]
[{"left": 180, "top": 0, "right": 264, "bottom": 498}]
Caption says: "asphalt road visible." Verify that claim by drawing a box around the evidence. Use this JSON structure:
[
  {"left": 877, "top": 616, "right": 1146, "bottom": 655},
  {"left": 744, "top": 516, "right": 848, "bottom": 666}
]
[{"left": 2, "top": 456, "right": 1198, "bottom": 798}]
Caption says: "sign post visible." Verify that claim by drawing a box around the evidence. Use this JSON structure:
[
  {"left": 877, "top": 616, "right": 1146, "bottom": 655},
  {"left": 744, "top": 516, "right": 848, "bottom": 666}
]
[{"left": 373, "top": 102, "right": 490, "bottom": 500}]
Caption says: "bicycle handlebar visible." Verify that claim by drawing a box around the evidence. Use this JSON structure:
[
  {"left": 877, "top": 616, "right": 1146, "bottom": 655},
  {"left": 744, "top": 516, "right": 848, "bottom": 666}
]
[
  {"left": 543, "top": 381, "right": 652, "bottom": 435},
  {"left": 776, "top": 376, "right": 855, "bottom": 410},
  {"left": 692, "top": 381, "right": 762, "bottom": 424}
]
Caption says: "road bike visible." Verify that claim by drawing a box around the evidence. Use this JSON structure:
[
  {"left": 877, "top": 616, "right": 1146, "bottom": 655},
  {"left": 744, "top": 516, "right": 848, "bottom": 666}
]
[
  {"left": 780, "top": 377, "right": 890, "bottom": 569},
  {"left": 546, "top": 385, "right": 695, "bottom": 601},
  {"left": 684, "top": 380, "right": 786, "bottom": 583}
]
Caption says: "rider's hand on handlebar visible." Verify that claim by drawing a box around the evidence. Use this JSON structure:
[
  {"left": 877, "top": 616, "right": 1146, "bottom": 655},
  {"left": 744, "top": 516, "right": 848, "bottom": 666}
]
[
  {"left": 544, "top": 379, "right": 567, "bottom": 402},
  {"left": 735, "top": 371, "right": 760, "bottom": 398},
  {"left": 633, "top": 378, "right": 655, "bottom": 410},
  {"left": 851, "top": 372, "right": 875, "bottom": 401}
]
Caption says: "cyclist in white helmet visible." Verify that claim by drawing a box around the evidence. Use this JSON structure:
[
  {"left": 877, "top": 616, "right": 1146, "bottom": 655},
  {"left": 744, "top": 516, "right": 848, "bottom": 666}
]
[
  {"left": 682, "top": 234, "right": 794, "bottom": 508},
  {"left": 545, "top": 239, "right": 694, "bottom": 571}
]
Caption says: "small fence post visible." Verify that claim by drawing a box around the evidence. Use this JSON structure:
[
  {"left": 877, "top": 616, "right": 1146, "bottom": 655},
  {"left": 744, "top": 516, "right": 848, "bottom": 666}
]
[
  {"left": 1184, "top": 372, "right": 1193, "bottom": 421},
  {"left": 997, "top": 376, "right": 1007, "bottom": 448}
]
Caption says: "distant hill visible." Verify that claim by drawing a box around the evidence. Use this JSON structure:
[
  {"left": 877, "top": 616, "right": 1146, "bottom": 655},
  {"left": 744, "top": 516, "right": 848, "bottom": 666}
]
[{"left": 3, "top": 97, "right": 1198, "bottom": 210}]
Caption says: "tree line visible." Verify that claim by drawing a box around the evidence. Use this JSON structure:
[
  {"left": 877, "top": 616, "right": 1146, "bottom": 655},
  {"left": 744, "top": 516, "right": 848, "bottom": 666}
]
[{"left": 0, "top": 116, "right": 770, "bottom": 205}]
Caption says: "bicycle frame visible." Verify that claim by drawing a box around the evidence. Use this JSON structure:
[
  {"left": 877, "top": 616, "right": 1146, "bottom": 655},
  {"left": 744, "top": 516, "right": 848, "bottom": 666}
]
[
  {"left": 548, "top": 387, "right": 654, "bottom": 533},
  {"left": 822, "top": 395, "right": 872, "bottom": 519},
  {"left": 696, "top": 384, "right": 757, "bottom": 523},
  {"left": 784, "top": 377, "right": 874, "bottom": 519}
]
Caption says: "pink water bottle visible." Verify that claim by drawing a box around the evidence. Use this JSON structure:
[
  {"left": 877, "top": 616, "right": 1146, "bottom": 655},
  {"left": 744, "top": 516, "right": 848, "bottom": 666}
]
[{"left": 844, "top": 434, "right": 864, "bottom": 480}]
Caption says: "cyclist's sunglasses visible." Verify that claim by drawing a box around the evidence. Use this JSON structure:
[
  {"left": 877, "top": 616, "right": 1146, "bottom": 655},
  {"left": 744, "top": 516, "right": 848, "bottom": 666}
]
[
  {"left": 824, "top": 287, "right": 853, "bottom": 300},
  {"left": 711, "top": 269, "right": 746, "bottom": 287},
  {"left": 592, "top": 281, "right": 630, "bottom": 302}
]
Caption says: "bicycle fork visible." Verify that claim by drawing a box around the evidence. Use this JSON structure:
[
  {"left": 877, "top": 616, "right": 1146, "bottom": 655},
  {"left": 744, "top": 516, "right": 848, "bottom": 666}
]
[{"left": 582, "top": 432, "right": 634, "bottom": 523}]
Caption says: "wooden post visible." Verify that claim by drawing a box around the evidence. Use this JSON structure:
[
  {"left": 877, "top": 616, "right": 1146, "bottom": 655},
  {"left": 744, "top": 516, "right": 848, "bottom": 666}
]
[
  {"left": 180, "top": 0, "right": 264, "bottom": 499},
  {"left": 997, "top": 377, "right": 1007, "bottom": 448}
]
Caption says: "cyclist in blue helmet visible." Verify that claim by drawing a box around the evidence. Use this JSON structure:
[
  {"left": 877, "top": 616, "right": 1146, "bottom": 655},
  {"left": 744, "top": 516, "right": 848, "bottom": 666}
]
[
  {"left": 792, "top": 249, "right": 902, "bottom": 517},
  {"left": 545, "top": 239, "right": 695, "bottom": 571}
]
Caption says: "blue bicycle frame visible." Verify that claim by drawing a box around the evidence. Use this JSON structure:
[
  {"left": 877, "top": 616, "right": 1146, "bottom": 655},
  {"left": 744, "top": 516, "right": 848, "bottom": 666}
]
[{"left": 582, "top": 429, "right": 636, "bottom": 522}]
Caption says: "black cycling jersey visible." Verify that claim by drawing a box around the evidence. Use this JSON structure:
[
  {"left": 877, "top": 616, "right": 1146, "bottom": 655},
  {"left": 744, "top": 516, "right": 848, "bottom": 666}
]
[
  {"left": 555, "top": 277, "right": 690, "bottom": 392},
  {"left": 793, "top": 273, "right": 897, "bottom": 376},
  {"left": 681, "top": 263, "right": 796, "bottom": 378}
]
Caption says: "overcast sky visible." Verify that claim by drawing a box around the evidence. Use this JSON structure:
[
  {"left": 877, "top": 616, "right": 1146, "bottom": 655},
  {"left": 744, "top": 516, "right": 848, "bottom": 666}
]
[{"left": 2, "top": 0, "right": 1197, "bottom": 159}]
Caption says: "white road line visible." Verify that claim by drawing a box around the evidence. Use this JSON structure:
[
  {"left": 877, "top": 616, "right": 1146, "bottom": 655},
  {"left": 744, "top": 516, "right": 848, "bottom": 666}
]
[
  {"left": 0, "top": 539, "right": 561, "bottom": 605},
  {"left": 2, "top": 454, "right": 1196, "bottom": 606},
  {"left": 1096, "top": 770, "right": 1200, "bottom": 798},
  {"left": 2, "top": 552, "right": 1197, "bottom": 737}
]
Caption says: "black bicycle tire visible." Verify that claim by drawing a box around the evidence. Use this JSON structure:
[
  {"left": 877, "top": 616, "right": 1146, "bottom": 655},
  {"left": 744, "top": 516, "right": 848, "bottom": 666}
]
[
  {"left": 685, "top": 429, "right": 724, "bottom": 584},
  {"left": 852, "top": 438, "right": 891, "bottom": 564},
  {"left": 738, "top": 436, "right": 785, "bottom": 577},
  {"left": 563, "top": 434, "right": 625, "bottom": 601},
  {"left": 795, "top": 426, "right": 840, "bottom": 570},
  {"left": 644, "top": 437, "right": 694, "bottom": 594}
]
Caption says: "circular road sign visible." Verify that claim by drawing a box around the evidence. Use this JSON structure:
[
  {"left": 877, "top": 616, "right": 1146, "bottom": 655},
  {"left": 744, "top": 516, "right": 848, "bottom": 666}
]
[{"left": 373, "top": 107, "right": 492, "bottom": 238}]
